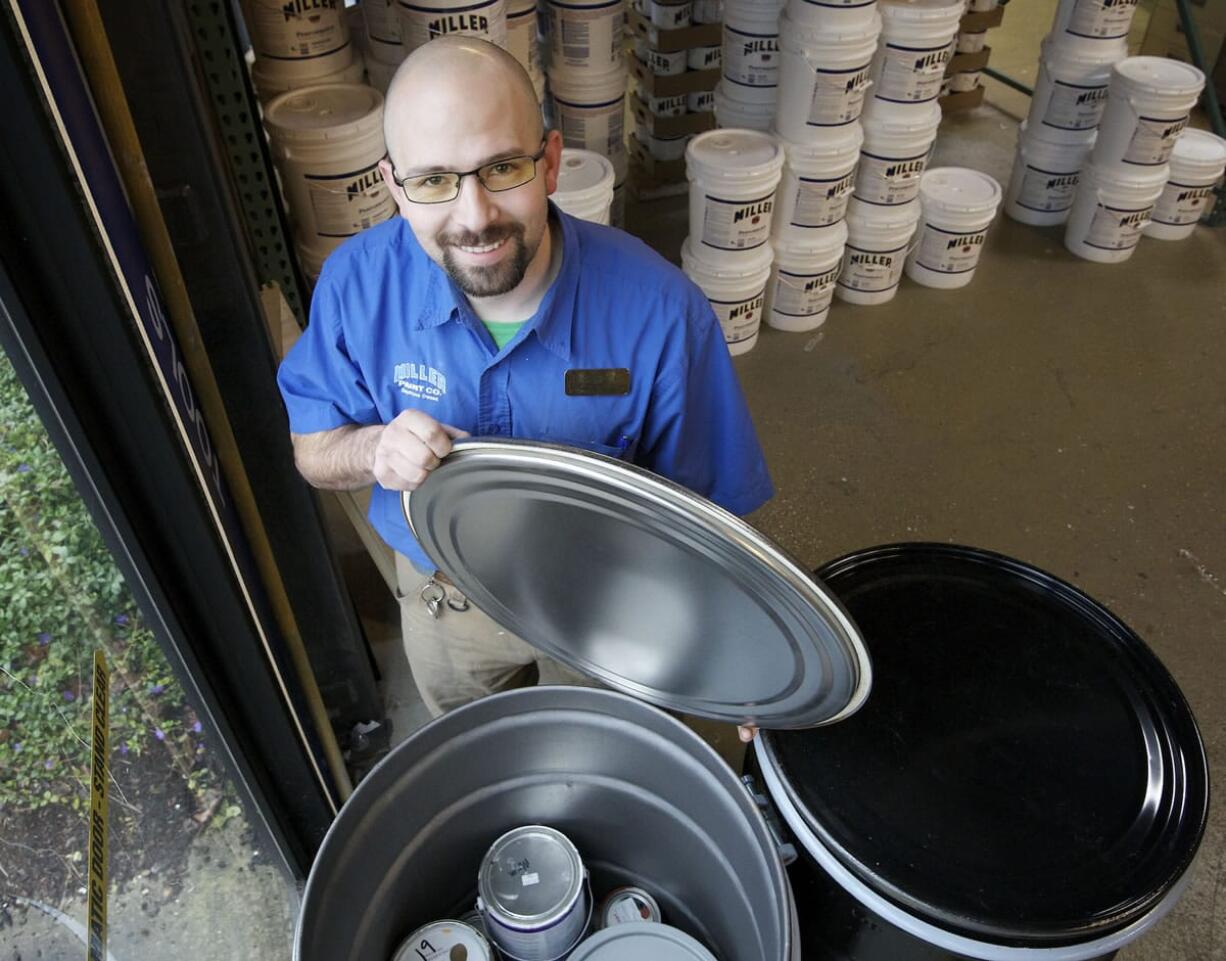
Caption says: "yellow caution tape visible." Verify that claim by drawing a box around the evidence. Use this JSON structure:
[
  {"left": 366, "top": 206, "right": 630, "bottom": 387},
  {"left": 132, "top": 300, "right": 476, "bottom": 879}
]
[{"left": 86, "top": 651, "right": 109, "bottom": 961}]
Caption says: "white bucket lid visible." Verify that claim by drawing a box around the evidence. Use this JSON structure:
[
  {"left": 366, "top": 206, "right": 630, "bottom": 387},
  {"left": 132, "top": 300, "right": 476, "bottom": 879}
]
[
  {"left": 1170, "top": 128, "right": 1226, "bottom": 174},
  {"left": 773, "top": 218, "right": 849, "bottom": 260},
  {"left": 264, "top": 83, "right": 384, "bottom": 142},
  {"left": 1083, "top": 160, "right": 1171, "bottom": 191},
  {"left": 775, "top": 123, "right": 864, "bottom": 166},
  {"left": 681, "top": 236, "right": 776, "bottom": 277},
  {"left": 567, "top": 922, "right": 717, "bottom": 960},
  {"left": 878, "top": 0, "right": 964, "bottom": 27},
  {"left": 1041, "top": 33, "right": 1128, "bottom": 68},
  {"left": 686, "top": 129, "right": 785, "bottom": 184},
  {"left": 1111, "top": 56, "right": 1205, "bottom": 100},
  {"left": 780, "top": 10, "right": 882, "bottom": 47},
  {"left": 846, "top": 196, "right": 922, "bottom": 231},
  {"left": 862, "top": 98, "right": 943, "bottom": 136},
  {"left": 918, "top": 167, "right": 1002, "bottom": 217},
  {"left": 554, "top": 149, "right": 616, "bottom": 204}
]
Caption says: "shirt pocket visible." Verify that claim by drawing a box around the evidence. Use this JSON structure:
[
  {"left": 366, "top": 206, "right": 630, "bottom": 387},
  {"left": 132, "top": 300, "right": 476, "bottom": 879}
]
[{"left": 546, "top": 434, "right": 638, "bottom": 461}]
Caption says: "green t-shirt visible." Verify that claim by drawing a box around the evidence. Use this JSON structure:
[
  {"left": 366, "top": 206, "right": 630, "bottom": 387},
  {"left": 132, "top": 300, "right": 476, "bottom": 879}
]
[{"left": 483, "top": 320, "right": 524, "bottom": 351}]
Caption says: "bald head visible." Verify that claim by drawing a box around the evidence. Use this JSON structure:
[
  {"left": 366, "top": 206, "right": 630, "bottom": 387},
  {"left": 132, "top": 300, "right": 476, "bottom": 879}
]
[{"left": 383, "top": 38, "right": 543, "bottom": 171}]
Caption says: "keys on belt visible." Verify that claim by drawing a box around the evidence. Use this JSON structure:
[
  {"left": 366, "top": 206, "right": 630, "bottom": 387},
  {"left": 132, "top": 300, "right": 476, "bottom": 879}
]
[{"left": 420, "top": 577, "right": 471, "bottom": 619}]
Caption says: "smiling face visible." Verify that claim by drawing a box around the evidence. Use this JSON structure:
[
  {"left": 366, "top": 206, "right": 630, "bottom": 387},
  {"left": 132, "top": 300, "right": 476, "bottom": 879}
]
[{"left": 379, "top": 39, "right": 562, "bottom": 299}]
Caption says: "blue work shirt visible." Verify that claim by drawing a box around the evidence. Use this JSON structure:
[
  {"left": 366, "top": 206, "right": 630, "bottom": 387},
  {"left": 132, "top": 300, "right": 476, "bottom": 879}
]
[{"left": 278, "top": 206, "right": 774, "bottom": 570}]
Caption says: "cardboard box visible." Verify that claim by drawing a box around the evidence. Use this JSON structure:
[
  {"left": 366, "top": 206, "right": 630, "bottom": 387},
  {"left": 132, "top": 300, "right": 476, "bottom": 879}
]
[
  {"left": 631, "top": 93, "right": 717, "bottom": 137},
  {"left": 628, "top": 132, "right": 688, "bottom": 183},
  {"left": 629, "top": 10, "right": 723, "bottom": 52},
  {"left": 959, "top": 5, "right": 1004, "bottom": 33},
  {"left": 627, "top": 51, "right": 721, "bottom": 97},
  {"left": 946, "top": 46, "right": 991, "bottom": 76},
  {"left": 939, "top": 84, "right": 986, "bottom": 113}
]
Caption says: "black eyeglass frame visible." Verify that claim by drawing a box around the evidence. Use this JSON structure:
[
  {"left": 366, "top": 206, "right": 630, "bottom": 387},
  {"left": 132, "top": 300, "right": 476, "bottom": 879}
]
[{"left": 390, "top": 139, "right": 550, "bottom": 205}]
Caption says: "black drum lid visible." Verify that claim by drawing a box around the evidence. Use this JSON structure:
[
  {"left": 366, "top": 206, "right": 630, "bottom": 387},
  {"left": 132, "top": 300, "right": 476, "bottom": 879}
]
[{"left": 760, "top": 543, "right": 1209, "bottom": 948}]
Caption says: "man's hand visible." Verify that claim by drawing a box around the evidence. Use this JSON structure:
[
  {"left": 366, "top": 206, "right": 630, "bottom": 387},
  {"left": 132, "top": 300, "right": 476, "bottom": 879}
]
[{"left": 372, "top": 409, "right": 469, "bottom": 491}]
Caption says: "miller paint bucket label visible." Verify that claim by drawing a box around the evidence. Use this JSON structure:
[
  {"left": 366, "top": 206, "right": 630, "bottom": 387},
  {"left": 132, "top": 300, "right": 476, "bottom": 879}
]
[
  {"left": 1124, "top": 115, "right": 1190, "bottom": 166},
  {"left": 1084, "top": 203, "right": 1152, "bottom": 249},
  {"left": 701, "top": 192, "right": 775, "bottom": 250},
  {"left": 711, "top": 289, "right": 766, "bottom": 346},
  {"left": 723, "top": 26, "right": 780, "bottom": 89},
  {"left": 1042, "top": 81, "right": 1109, "bottom": 131},
  {"left": 392, "top": 920, "right": 493, "bottom": 961},
  {"left": 874, "top": 40, "right": 954, "bottom": 103},
  {"left": 1066, "top": 0, "right": 1138, "bottom": 39},
  {"left": 772, "top": 264, "right": 840, "bottom": 317},
  {"left": 792, "top": 170, "right": 856, "bottom": 226},
  {"left": 1152, "top": 181, "right": 1216, "bottom": 225},
  {"left": 912, "top": 224, "right": 987, "bottom": 274},
  {"left": 808, "top": 62, "right": 872, "bottom": 126},
  {"left": 554, "top": 95, "right": 626, "bottom": 169},
  {"left": 838, "top": 243, "right": 907, "bottom": 292},
  {"left": 1016, "top": 165, "right": 1080, "bottom": 213},
  {"left": 248, "top": 0, "right": 348, "bottom": 59},
  {"left": 305, "top": 159, "right": 397, "bottom": 238},
  {"left": 398, "top": 0, "right": 507, "bottom": 51},
  {"left": 549, "top": 0, "right": 624, "bottom": 71},
  {"left": 855, "top": 150, "right": 930, "bottom": 206}
]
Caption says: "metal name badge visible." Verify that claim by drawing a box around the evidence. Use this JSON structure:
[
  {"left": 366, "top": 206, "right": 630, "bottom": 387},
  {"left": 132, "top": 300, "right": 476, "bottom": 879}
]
[{"left": 565, "top": 369, "right": 631, "bottom": 396}]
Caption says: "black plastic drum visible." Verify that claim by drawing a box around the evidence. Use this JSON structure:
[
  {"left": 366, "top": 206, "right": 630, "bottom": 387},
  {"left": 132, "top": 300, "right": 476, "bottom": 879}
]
[{"left": 756, "top": 544, "right": 1209, "bottom": 961}]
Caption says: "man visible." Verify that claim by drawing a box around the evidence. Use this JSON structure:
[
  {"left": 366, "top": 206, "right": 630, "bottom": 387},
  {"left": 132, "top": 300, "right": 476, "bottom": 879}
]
[{"left": 277, "top": 37, "right": 773, "bottom": 724}]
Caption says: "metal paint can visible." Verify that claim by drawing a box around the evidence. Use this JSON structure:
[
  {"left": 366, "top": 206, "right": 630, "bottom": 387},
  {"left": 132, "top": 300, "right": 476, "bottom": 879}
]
[
  {"left": 598, "top": 886, "right": 662, "bottom": 928},
  {"left": 477, "top": 826, "right": 590, "bottom": 961},
  {"left": 392, "top": 920, "right": 493, "bottom": 961}
]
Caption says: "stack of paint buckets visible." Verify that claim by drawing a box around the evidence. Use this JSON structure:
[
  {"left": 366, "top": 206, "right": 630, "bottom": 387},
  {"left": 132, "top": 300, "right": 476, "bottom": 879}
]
[
  {"left": 242, "top": 0, "right": 364, "bottom": 103},
  {"left": 682, "top": 129, "right": 785, "bottom": 355},
  {"left": 508, "top": 0, "right": 546, "bottom": 105},
  {"left": 1064, "top": 52, "right": 1207, "bottom": 261},
  {"left": 361, "top": 0, "right": 406, "bottom": 94},
  {"left": 552, "top": 148, "right": 618, "bottom": 224},
  {"left": 1002, "top": 0, "right": 1134, "bottom": 228},
  {"left": 838, "top": 0, "right": 962, "bottom": 306},
  {"left": 544, "top": 0, "right": 629, "bottom": 224},
  {"left": 394, "top": 0, "right": 510, "bottom": 53},
  {"left": 715, "top": 0, "right": 787, "bottom": 131},
  {"left": 764, "top": 0, "right": 881, "bottom": 329}
]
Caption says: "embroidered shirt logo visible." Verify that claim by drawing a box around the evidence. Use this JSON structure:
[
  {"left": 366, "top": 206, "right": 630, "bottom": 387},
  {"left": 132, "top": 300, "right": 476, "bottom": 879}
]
[{"left": 394, "top": 362, "right": 447, "bottom": 402}]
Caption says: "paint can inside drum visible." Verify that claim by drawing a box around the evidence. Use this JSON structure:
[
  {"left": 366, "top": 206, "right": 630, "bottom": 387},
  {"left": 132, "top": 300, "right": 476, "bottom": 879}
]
[
  {"left": 568, "top": 921, "right": 717, "bottom": 959},
  {"left": 598, "top": 886, "right": 662, "bottom": 928},
  {"left": 392, "top": 919, "right": 493, "bottom": 961},
  {"left": 477, "top": 825, "right": 591, "bottom": 960}
]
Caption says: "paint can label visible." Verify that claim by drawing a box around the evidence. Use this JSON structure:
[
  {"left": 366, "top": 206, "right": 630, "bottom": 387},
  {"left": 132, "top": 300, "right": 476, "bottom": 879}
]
[
  {"left": 791, "top": 170, "right": 856, "bottom": 226},
  {"left": 554, "top": 96, "right": 626, "bottom": 167},
  {"left": 305, "top": 159, "right": 397, "bottom": 239},
  {"left": 1151, "top": 181, "right": 1217, "bottom": 225},
  {"left": 1016, "top": 164, "right": 1080, "bottom": 212},
  {"left": 1084, "top": 203, "right": 1152, "bottom": 249},
  {"left": 724, "top": 26, "right": 781, "bottom": 89},
  {"left": 1042, "top": 81, "right": 1109, "bottom": 131},
  {"left": 807, "top": 63, "right": 872, "bottom": 126},
  {"left": 249, "top": 0, "right": 348, "bottom": 59},
  {"left": 838, "top": 243, "right": 907, "bottom": 292},
  {"left": 772, "top": 264, "right": 840, "bottom": 317},
  {"left": 393, "top": 921, "right": 493, "bottom": 961},
  {"left": 855, "top": 150, "right": 929, "bottom": 205},
  {"left": 398, "top": 0, "right": 507, "bottom": 51},
  {"left": 912, "top": 223, "right": 987, "bottom": 273},
  {"left": 1124, "top": 115, "right": 1190, "bottom": 166},
  {"left": 701, "top": 192, "right": 775, "bottom": 250},
  {"left": 550, "top": 0, "right": 624, "bottom": 71},
  {"left": 1067, "top": 0, "right": 1138, "bottom": 38},
  {"left": 874, "top": 40, "right": 954, "bottom": 104},
  {"left": 711, "top": 289, "right": 767, "bottom": 345}
]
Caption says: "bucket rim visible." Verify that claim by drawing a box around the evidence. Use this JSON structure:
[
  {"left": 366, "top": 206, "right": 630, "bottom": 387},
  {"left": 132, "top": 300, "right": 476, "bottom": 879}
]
[{"left": 1111, "top": 55, "right": 1206, "bottom": 98}]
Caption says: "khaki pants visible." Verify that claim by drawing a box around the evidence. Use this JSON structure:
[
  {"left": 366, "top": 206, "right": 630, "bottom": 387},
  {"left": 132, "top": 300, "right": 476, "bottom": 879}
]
[{"left": 394, "top": 553, "right": 597, "bottom": 718}]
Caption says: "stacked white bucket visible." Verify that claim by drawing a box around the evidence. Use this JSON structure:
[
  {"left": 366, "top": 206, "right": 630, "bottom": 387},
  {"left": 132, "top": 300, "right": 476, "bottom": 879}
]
[
  {"left": 552, "top": 148, "right": 617, "bottom": 223},
  {"left": 838, "top": 0, "right": 962, "bottom": 305},
  {"left": 767, "top": 0, "right": 881, "bottom": 328},
  {"left": 683, "top": 130, "right": 785, "bottom": 355},
  {"left": 544, "top": 0, "right": 628, "bottom": 224},
  {"left": 1065, "top": 51, "right": 1207, "bottom": 261},
  {"left": 716, "top": 0, "right": 787, "bottom": 131},
  {"left": 242, "top": 0, "right": 364, "bottom": 102}
]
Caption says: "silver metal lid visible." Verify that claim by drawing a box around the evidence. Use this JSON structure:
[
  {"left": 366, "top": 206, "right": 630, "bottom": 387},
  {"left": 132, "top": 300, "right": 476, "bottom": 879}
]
[
  {"left": 392, "top": 920, "right": 492, "bottom": 961},
  {"left": 478, "top": 826, "right": 584, "bottom": 924},
  {"left": 567, "top": 921, "right": 717, "bottom": 960},
  {"left": 404, "top": 440, "right": 871, "bottom": 728}
]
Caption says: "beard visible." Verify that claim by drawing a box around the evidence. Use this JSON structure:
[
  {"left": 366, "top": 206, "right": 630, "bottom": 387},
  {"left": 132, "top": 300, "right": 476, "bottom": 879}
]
[{"left": 439, "top": 222, "right": 536, "bottom": 298}]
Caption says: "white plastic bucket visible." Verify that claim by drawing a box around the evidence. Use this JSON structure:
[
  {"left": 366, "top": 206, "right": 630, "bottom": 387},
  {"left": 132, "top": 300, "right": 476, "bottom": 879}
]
[
  {"left": 1092, "top": 57, "right": 1206, "bottom": 168},
  {"left": 905, "top": 166, "right": 1001, "bottom": 289},
  {"left": 650, "top": 0, "right": 693, "bottom": 27},
  {"left": 252, "top": 54, "right": 366, "bottom": 102},
  {"left": 687, "top": 128, "right": 786, "bottom": 262},
  {"left": 722, "top": 0, "right": 787, "bottom": 105},
  {"left": 867, "top": 0, "right": 962, "bottom": 106},
  {"left": 1004, "top": 121, "right": 1095, "bottom": 226},
  {"left": 647, "top": 91, "right": 689, "bottom": 117},
  {"left": 639, "top": 125, "right": 691, "bottom": 160},
  {"left": 552, "top": 147, "right": 617, "bottom": 223},
  {"left": 395, "top": 0, "right": 509, "bottom": 54},
  {"left": 776, "top": 13, "right": 881, "bottom": 141},
  {"left": 689, "top": 89, "right": 716, "bottom": 112},
  {"left": 508, "top": 0, "right": 541, "bottom": 78},
  {"left": 240, "top": 0, "right": 353, "bottom": 80},
  {"left": 693, "top": 0, "right": 724, "bottom": 22},
  {"left": 772, "top": 123, "right": 863, "bottom": 240},
  {"left": 713, "top": 83, "right": 775, "bottom": 131},
  {"left": 836, "top": 196, "right": 921, "bottom": 304},
  {"left": 264, "top": 84, "right": 397, "bottom": 248},
  {"left": 1144, "top": 128, "right": 1226, "bottom": 240},
  {"left": 766, "top": 220, "right": 848, "bottom": 330},
  {"left": 682, "top": 238, "right": 774, "bottom": 355},
  {"left": 956, "top": 30, "right": 986, "bottom": 53},
  {"left": 644, "top": 46, "right": 687, "bottom": 76},
  {"left": 363, "top": 0, "right": 406, "bottom": 65},
  {"left": 689, "top": 43, "right": 723, "bottom": 71},
  {"left": 1064, "top": 161, "right": 1168, "bottom": 263},
  {"left": 548, "top": 0, "right": 625, "bottom": 73},
  {"left": 1027, "top": 35, "right": 1126, "bottom": 143},
  {"left": 1050, "top": 0, "right": 1139, "bottom": 41},
  {"left": 950, "top": 70, "right": 981, "bottom": 93},
  {"left": 550, "top": 67, "right": 628, "bottom": 170},
  {"left": 855, "top": 99, "right": 942, "bottom": 206},
  {"left": 785, "top": 0, "right": 881, "bottom": 32},
  {"left": 365, "top": 55, "right": 398, "bottom": 94}
]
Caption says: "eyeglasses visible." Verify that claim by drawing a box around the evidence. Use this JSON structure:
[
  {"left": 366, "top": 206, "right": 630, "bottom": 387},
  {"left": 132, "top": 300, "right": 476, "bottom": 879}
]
[{"left": 392, "top": 141, "right": 548, "bottom": 204}]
